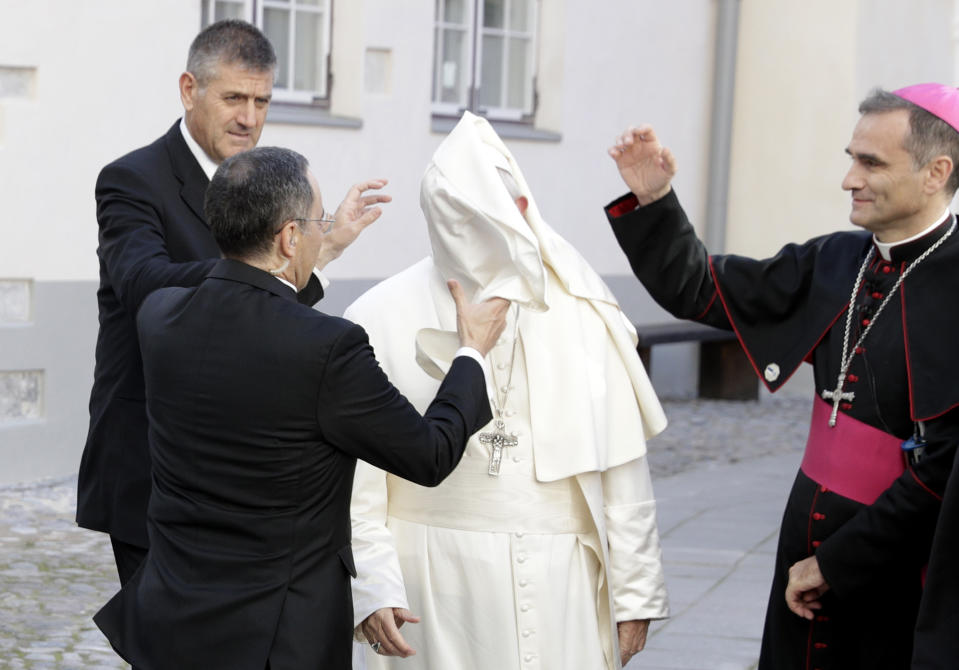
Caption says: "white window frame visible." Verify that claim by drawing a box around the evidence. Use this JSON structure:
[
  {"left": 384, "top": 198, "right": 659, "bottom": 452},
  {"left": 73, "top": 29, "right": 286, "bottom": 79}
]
[
  {"left": 432, "top": 0, "right": 539, "bottom": 122},
  {"left": 200, "top": 0, "right": 332, "bottom": 105}
]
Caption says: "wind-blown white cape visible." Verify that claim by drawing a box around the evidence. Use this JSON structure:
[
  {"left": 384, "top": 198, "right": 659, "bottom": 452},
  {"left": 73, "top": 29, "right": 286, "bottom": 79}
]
[{"left": 349, "top": 112, "right": 669, "bottom": 669}]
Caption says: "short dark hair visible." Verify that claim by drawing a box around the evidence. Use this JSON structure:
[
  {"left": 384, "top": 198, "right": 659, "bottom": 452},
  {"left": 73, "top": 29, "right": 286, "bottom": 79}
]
[
  {"left": 186, "top": 19, "right": 276, "bottom": 86},
  {"left": 859, "top": 87, "right": 959, "bottom": 194},
  {"left": 206, "top": 147, "right": 314, "bottom": 259}
]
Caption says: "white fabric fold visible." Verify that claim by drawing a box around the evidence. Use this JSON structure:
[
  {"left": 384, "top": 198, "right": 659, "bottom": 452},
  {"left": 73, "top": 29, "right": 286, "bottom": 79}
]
[{"left": 417, "top": 111, "right": 667, "bottom": 480}]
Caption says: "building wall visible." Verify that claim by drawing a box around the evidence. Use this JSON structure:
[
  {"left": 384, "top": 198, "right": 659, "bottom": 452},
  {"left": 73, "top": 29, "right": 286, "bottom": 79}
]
[
  {"left": 0, "top": 1, "right": 718, "bottom": 482},
  {"left": 1, "top": 0, "right": 956, "bottom": 482}
]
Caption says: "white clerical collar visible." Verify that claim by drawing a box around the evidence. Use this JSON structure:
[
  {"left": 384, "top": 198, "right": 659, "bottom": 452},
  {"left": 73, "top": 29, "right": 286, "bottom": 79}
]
[
  {"left": 179, "top": 117, "right": 219, "bottom": 181},
  {"left": 273, "top": 275, "right": 297, "bottom": 293},
  {"left": 873, "top": 209, "right": 951, "bottom": 261}
]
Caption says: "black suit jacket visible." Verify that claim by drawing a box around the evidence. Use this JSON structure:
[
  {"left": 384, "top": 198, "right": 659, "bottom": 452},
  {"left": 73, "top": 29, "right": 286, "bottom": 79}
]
[
  {"left": 77, "top": 121, "right": 322, "bottom": 548},
  {"left": 94, "top": 259, "right": 490, "bottom": 670}
]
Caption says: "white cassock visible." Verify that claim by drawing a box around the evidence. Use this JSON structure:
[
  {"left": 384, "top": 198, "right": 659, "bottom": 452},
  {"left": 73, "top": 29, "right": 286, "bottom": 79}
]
[{"left": 348, "top": 113, "right": 670, "bottom": 670}]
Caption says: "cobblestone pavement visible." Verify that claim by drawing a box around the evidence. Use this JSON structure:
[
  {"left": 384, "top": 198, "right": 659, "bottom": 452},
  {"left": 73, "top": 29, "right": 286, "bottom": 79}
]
[{"left": 0, "top": 396, "right": 810, "bottom": 669}]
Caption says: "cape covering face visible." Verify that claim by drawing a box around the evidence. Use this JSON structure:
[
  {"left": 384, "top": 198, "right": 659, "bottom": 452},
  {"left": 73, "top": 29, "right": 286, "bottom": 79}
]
[
  {"left": 417, "top": 112, "right": 668, "bottom": 479},
  {"left": 421, "top": 111, "right": 548, "bottom": 310}
]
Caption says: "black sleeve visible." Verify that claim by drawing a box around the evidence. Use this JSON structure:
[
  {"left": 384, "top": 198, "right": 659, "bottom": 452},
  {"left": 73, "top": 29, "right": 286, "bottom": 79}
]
[
  {"left": 606, "top": 190, "right": 730, "bottom": 327},
  {"left": 95, "top": 161, "right": 215, "bottom": 313},
  {"left": 816, "top": 410, "right": 959, "bottom": 596},
  {"left": 317, "top": 324, "right": 491, "bottom": 486}
]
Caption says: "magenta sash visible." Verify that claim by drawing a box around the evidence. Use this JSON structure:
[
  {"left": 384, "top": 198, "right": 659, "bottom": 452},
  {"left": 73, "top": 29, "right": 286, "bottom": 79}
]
[{"left": 800, "top": 396, "right": 905, "bottom": 505}]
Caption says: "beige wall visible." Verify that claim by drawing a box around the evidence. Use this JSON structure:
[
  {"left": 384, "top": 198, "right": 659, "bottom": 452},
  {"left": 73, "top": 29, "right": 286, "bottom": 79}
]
[{"left": 725, "top": 0, "right": 957, "bottom": 259}]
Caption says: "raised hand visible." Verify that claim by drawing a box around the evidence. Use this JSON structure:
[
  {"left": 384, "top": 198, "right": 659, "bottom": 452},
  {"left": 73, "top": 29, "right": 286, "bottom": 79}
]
[
  {"left": 315, "top": 178, "right": 392, "bottom": 269},
  {"left": 608, "top": 125, "right": 677, "bottom": 205}
]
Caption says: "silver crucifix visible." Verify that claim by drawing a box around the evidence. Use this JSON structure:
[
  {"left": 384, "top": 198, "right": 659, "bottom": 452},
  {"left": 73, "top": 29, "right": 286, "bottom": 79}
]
[
  {"left": 479, "top": 419, "right": 518, "bottom": 476},
  {"left": 821, "top": 384, "right": 855, "bottom": 427}
]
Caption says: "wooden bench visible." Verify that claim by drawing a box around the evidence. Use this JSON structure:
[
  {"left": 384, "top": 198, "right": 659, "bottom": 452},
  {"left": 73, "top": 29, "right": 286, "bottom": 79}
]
[{"left": 635, "top": 321, "right": 758, "bottom": 400}]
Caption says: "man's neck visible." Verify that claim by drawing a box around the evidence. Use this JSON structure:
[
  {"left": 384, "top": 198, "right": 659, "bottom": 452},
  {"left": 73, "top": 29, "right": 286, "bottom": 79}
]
[
  {"left": 179, "top": 117, "right": 219, "bottom": 181},
  {"left": 874, "top": 207, "right": 951, "bottom": 260}
]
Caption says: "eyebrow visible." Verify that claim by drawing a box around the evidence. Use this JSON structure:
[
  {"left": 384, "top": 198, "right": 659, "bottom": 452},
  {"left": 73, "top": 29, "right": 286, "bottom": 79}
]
[{"left": 846, "top": 148, "right": 886, "bottom": 165}]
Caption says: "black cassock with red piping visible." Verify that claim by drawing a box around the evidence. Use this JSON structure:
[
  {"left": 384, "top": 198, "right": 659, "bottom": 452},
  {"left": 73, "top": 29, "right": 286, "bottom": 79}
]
[{"left": 605, "top": 189, "right": 959, "bottom": 670}]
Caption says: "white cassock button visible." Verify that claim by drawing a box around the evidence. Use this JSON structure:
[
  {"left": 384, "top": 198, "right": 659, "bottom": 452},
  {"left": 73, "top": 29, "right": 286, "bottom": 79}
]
[
  {"left": 497, "top": 362, "right": 508, "bottom": 370},
  {"left": 519, "top": 579, "right": 529, "bottom": 587},
  {"left": 504, "top": 409, "right": 516, "bottom": 417},
  {"left": 515, "top": 531, "right": 525, "bottom": 538},
  {"left": 517, "top": 553, "right": 527, "bottom": 563},
  {"left": 764, "top": 363, "right": 780, "bottom": 382},
  {"left": 520, "top": 604, "right": 530, "bottom": 612},
  {"left": 524, "top": 654, "right": 534, "bottom": 662},
  {"left": 512, "top": 456, "right": 521, "bottom": 463},
  {"left": 522, "top": 630, "right": 532, "bottom": 638}
]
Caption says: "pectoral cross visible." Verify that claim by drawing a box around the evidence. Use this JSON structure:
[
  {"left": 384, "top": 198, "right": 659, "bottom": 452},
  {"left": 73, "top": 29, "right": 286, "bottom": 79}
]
[
  {"left": 821, "top": 380, "right": 855, "bottom": 428},
  {"left": 479, "top": 419, "right": 518, "bottom": 476}
]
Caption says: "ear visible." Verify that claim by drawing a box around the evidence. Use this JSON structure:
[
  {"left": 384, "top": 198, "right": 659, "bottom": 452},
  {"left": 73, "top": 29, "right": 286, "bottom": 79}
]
[
  {"left": 179, "top": 71, "right": 199, "bottom": 112},
  {"left": 277, "top": 221, "right": 299, "bottom": 258},
  {"left": 514, "top": 196, "right": 529, "bottom": 216},
  {"left": 925, "top": 155, "right": 954, "bottom": 194}
]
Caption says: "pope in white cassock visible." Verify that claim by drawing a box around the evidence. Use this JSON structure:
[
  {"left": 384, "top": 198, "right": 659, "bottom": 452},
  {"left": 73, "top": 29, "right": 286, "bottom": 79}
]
[{"left": 348, "top": 112, "right": 670, "bottom": 670}]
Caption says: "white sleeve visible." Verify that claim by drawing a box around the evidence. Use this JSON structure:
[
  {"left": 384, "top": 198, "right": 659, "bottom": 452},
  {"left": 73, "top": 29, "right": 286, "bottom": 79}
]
[
  {"left": 602, "top": 456, "right": 670, "bottom": 622},
  {"left": 350, "top": 459, "right": 409, "bottom": 638}
]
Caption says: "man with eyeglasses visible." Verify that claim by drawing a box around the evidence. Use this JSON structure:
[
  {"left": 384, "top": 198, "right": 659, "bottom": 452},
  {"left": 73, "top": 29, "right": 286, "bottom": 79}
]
[
  {"left": 76, "top": 18, "right": 387, "bottom": 587},
  {"left": 93, "top": 146, "right": 508, "bottom": 670}
]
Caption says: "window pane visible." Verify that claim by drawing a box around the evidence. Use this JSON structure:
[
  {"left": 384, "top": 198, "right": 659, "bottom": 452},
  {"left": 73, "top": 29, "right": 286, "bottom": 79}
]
[
  {"left": 202, "top": 0, "right": 210, "bottom": 25},
  {"left": 508, "top": 0, "right": 530, "bottom": 31},
  {"left": 298, "top": 0, "right": 323, "bottom": 5},
  {"left": 506, "top": 36, "right": 529, "bottom": 110},
  {"left": 263, "top": 8, "right": 290, "bottom": 88},
  {"left": 438, "top": 28, "right": 469, "bottom": 105},
  {"left": 294, "top": 10, "right": 325, "bottom": 92},
  {"left": 483, "top": 0, "right": 504, "bottom": 28},
  {"left": 443, "top": 0, "right": 468, "bottom": 24},
  {"left": 479, "top": 34, "right": 503, "bottom": 108},
  {"left": 215, "top": 1, "right": 245, "bottom": 21}
]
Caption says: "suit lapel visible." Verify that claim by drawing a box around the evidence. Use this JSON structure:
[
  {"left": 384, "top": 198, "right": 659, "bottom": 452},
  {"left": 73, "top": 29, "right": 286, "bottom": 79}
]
[{"left": 164, "top": 120, "right": 211, "bottom": 226}]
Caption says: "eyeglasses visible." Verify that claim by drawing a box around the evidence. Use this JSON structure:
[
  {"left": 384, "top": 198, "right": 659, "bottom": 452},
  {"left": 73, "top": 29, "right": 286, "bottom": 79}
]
[{"left": 292, "top": 211, "right": 336, "bottom": 235}]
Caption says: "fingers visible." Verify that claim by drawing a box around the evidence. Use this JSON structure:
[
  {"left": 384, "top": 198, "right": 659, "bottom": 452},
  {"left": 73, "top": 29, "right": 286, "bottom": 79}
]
[
  {"left": 393, "top": 607, "right": 421, "bottom": 626},
  {"left": 364, "top": 608, "right": 416, "bottom": 658},
  {"left": 447, "top": 279, "right": 466, "bottom": 311},
  {"left": 785, "top": 587, "right": 821, "bottom": 620},
  {"left": 660, "top": 146, "right": 678, "bottom": 175},
  {"left": 350, "top": 178, "right": 389, "bottom": 195}
]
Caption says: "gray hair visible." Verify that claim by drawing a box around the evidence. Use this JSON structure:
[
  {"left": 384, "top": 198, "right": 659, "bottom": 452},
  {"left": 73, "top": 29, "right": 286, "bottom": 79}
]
[
  {"left": 186, "top": 19, "right": 276, "bottom": 87},
  {"left": 860, "top": 87, "right": 959, "bottom": 194},
  {"left": 206, "top": 147, "right": 314, "bottom": 259}
]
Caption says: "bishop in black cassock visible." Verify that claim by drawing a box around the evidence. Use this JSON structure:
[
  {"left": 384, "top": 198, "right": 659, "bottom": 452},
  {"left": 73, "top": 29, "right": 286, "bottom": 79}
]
[{"left": 604, "top": 84, "right": 959, "bottom": 670}]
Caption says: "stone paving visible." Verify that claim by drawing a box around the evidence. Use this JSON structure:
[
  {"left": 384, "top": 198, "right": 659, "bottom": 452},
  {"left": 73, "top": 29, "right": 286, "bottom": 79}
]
[{"left": 0, "top": 396, "right": 810, "bottom": 669}]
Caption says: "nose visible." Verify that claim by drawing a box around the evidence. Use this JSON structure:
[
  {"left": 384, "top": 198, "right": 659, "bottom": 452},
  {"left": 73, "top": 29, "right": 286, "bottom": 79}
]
[
  {"left": 842, "top": 164, "right": 863, "bottom": 192},
  {"left": 236, "top": 99, "right": 257, "bottom": 129}
]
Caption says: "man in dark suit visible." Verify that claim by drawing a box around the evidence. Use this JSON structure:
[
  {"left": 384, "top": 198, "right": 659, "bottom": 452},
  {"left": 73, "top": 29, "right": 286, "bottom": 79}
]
[
  {"left": 76, "top": 19, "right": 387, "bottom": 583},
  {"left": 93, "top": 147, "right": 507, "bottom": 670}
]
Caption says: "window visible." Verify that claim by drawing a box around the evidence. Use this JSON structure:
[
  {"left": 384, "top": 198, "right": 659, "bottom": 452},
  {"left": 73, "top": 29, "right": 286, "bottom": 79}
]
[
  {"left": 432, "top": 0, "right": 538, "bottom": 122},
  {"left": 200, "top": 0, "right": 332, "bottom": 104}
]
